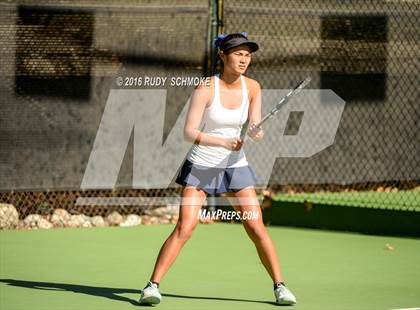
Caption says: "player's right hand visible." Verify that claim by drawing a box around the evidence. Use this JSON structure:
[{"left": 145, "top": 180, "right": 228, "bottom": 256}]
[{"left": 222, "top": 137, "right": 243, "bottom": 151}]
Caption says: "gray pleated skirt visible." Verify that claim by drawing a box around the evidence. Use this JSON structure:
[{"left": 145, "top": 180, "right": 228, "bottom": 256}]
[{"left": 175, "top": 158, "right": 258, "bottom": 195}]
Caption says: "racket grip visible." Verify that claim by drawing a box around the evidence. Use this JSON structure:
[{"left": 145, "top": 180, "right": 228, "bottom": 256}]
[{"left": 242, "top": 135, "right": 252, "bottom": 144}]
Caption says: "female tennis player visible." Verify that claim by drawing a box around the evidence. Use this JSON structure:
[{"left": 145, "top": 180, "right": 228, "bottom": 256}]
[{"left": 139, "top": 32, "right": 297, "bottom": 306}]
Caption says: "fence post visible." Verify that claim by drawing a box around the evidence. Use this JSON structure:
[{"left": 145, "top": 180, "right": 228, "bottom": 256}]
[{"left": 207, "top": 0, "right": 224, "bottom": 76}]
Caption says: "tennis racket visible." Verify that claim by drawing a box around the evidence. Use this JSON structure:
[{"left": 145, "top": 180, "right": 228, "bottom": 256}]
[{"left": 239, "top": 77, "right": 311, "bottom": 143}]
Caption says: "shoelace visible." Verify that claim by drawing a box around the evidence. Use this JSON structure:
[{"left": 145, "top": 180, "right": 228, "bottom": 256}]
[
  {"left": 276, "top": 284, "right": 287, "bottom": 295},
  {"left": 143, "top": 282, "right": 154, "bottom": 290},
  {"left": 148, "top": 281, "right": 159, "bottom": 289}
]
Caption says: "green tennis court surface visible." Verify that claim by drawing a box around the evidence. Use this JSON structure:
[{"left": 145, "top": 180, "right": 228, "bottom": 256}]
[{"left": 1, "top": 223, "right": 419, "bottom": 310}]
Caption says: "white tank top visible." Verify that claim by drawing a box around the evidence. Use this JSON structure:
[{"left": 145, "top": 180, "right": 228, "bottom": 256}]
[{"left": 186, "top": 73, "right": 249, "bottom": 168}]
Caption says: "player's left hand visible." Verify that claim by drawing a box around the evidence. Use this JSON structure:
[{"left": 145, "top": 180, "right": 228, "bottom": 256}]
[{"left": 248, "top": 123, "right": 264, "bottom": 141}]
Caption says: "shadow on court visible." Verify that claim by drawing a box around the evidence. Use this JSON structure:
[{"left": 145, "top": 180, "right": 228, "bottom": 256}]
[
  {"left": 162, "top": 293, "right": 277, "bottom": 306},
  {"left": 0, "top": 279, "right": 278, "bottom": 307},
  {"left": 0, "top": 278, "right": 139, "bottom": 305}
]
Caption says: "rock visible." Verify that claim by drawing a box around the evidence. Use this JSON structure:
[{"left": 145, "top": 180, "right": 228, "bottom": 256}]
[
  {"left": 199, "top": 217, "right": 214, "bottom": 224},
  {"left": 145, "top": 207, "right": 166, "bottom": 217},
  {"left": 145, "top": 205, "right": 179, "bottom": 217},
  {"left": 170, "top": 214, "right": 179, "bottom": 224},
  {"left": 38, "top": 218, "right": 53, "bottom": 229},
  {"left": 23, "top": 214, "right": 52, "bottom": 229},
  {"left": 91, "top": 216, "right": 106, "bottom": 227},
  {"left": 120, "top": 214, "right": 142, "bottom": 227},
  {"left": 150, "top": 216, "right": 159, "bottom": 224},
  {"left": 106, "top": 211, "right": 123, "bottom": 226},
  {"left": 24, "top": 214, "right": 43, "bottom": 229},
  {"left": 163, "top": 214, "right": 172, "bottom": 221},
  {"left": 68, "top": 214, "right": 92, "bottom": 228},
  {"left": 0, "top": 204, "right": 19, "bottom": 229},
  {"left": 50, "top": 209, "right": 71, "bottom": 227},
  {"left": 140, "top": 215, "right": 152, "bottom": 225},
  {"left": 159, "top": 218, "right": 171, "bottom": 224},
  {"left": 166, "top": 204, "right": 180, "bottom": 215},
  {"left": 16, "top": 220, "right": 26, "bottom": 230}
]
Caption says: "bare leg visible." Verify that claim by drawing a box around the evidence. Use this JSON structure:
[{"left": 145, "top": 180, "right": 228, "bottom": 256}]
[
  {"left": 149, "top": 186, "right": 206, "bottom": 283},
  {"left": 226, "top": 188, "right": 284, "bottom": 283}
]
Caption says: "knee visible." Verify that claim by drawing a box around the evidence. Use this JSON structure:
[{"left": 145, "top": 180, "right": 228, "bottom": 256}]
[
  {"left": 174, "top": 222, "right": 197, "bottom": 241},
  {"left": 245, "top": 223, "right": 267, "bottom": 243}
]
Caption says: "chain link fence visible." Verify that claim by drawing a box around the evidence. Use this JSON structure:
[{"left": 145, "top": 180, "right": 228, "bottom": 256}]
[
  {"left": 0, "top": 0, "right": 419, "bottom": 229},
  {"left": 222, "top": 0, "right": 419, "bottom": 209}
]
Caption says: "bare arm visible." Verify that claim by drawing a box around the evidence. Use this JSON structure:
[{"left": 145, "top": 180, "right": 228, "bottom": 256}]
[
  {"left": 183, "top": 83, "right": 225, "bottom": 147},
  {"left": 247, "top": 80, "right": 264, "bottom": 141}
]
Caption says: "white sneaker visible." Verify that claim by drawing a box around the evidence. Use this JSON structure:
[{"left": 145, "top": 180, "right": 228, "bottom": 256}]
[
  {"left": 274, "top": 283, "right": 297, "bottom": 305},
  {"left": 139, "top": 281, "right": 162, "bottom": 305}
]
